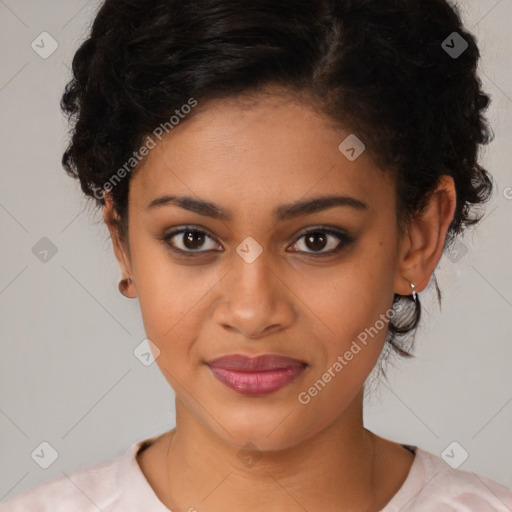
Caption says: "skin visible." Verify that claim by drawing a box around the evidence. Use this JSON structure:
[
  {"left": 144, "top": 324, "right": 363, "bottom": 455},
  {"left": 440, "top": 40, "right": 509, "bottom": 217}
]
[{"left": 104, "top": 89, "right": 456, "bottom": 512}]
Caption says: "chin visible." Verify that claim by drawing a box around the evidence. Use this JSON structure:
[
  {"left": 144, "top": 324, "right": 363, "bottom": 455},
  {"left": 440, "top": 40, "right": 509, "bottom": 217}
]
[{"left": 207, "top": 405, "right": 323, "bottom": 453}]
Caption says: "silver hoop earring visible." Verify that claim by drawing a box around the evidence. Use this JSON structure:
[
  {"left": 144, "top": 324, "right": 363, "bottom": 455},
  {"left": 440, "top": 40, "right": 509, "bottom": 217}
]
[{"left": 410, "top": 282, "right": 417, "bottom": 303}]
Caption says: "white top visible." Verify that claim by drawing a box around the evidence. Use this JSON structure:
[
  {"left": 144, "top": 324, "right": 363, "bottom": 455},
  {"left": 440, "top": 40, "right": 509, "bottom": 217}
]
[{"left": 1, "top": 437, "right": 512, "bottom": 511}]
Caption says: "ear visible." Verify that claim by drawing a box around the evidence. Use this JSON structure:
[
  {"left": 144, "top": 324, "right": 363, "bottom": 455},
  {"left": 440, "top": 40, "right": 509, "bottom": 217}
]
[
  {"left": 103, "top": 193, "right": 136, "bottom": 298},
  {"left": 394, "top": 175, "right": 457, "bottom": 296}
]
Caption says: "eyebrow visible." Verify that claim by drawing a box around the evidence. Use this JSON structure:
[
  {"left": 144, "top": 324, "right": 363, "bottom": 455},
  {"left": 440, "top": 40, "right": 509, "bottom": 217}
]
[{"left": 146, "top": 194, "right": 368, "bottom": 221}]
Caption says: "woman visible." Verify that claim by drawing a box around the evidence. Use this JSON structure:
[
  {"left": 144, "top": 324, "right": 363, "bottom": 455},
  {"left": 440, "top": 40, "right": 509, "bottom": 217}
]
[{"left": 2, "top": 0, "right": 511, "bottom": 510}]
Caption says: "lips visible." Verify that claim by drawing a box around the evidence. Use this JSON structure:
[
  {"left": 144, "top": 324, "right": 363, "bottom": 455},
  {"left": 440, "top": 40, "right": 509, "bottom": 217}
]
[
  {"left": 206, "top": 354, "right": 306, "bottom": 371},
  {"left": 205, "top": 354, "right": 307, "bottom": 396}
]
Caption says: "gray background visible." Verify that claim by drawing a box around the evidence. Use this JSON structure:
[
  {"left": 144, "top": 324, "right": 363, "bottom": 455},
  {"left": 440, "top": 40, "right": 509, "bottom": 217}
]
[{"left": 1, "top": 0, "right": 511, "bottom": 501}]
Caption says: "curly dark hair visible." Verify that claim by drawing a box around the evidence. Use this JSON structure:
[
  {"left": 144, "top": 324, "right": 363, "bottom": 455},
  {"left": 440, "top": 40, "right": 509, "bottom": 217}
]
[{"left": 60, "top": 0, "right": 494, "bottom": 363}]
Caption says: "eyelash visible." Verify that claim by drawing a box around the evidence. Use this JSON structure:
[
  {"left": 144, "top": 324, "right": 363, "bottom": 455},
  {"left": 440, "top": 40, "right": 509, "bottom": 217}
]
[{"left": 160, "top": 225, "right": 356, "bottom": 258}]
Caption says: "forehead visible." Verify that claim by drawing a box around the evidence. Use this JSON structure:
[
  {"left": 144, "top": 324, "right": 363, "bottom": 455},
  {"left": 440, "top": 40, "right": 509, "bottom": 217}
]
[{"left": 129, "top": 92, "right": 394, "bottom": 217}]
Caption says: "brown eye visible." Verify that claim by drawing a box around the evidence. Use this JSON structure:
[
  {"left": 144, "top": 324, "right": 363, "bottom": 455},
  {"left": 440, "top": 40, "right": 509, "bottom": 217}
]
[
  {"left": 304, "top": 232, "right": 328, "bottom": 252},
  {"left": 162, "top": 227, "right": 220, "bottom": 255},
  {"left": 182, "top": 230, "right": 206, "bottom": 250},
  {"left": 288, "top": 228, "right": 355, "bottom": 256}
]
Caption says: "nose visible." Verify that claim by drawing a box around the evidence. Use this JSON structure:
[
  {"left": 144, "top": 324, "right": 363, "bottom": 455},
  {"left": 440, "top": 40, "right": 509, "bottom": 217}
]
[{"left": 213, "top": 250, "right": 296, "bottom": 339}]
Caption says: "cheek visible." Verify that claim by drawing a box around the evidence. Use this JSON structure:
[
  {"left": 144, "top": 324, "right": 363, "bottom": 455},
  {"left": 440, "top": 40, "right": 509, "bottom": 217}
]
[
  {"left": 129, "top": 239, "right": 196, "bottom": 340},
  {"left": 301, "top": 277, "right": 390, "bottom": 384},
  {"left": 293, "top": 276, "right": 393, "bottom": 436},
  {"left": 292, "top": 241, "right": 396, "bottom": 392},
  {"left": 136, "top": 269, "right": 217, "bottom": 344},
  {"left": 293, "top": 241, "right": 395, "bottom": 346},
  {"left": 131, "top": 245, "right": 229, "bottom": 379}
]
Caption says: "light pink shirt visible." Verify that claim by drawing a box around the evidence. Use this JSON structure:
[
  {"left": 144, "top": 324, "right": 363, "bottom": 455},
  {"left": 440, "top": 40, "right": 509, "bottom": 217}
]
[{"left": 2, "top": 437, "right": 512, "bottom": 511}]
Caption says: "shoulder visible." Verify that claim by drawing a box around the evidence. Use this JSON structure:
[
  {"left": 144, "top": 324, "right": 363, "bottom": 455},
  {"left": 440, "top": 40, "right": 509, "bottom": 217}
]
[
  {"left": 390, "top": 446, "right": 512, "bottom": 512},
  {"left": 0, "top": 451, "right": 124, "bottom": 512}
]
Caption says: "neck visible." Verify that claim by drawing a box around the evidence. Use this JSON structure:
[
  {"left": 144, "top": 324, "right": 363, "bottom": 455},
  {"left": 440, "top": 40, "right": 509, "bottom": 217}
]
[{"left": 157, "top": 390, "right": 381, "bottom": 512}]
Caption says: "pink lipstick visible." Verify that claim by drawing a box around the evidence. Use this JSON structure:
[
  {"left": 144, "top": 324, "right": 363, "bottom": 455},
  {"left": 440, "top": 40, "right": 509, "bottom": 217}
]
[{"left": 205, "top": 354, "right": 307, "bottom": 396}]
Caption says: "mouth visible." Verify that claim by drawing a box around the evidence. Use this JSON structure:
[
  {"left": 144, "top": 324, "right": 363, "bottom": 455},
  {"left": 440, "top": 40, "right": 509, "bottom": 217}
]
[{"left": 205, "top": 354, "right": 308, "bottom": 396}]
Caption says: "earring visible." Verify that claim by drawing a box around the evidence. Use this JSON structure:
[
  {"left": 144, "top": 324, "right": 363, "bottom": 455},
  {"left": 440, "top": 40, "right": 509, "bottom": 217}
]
[
  {"left": 410, "top": 282, "right": 417, "bottom": 304},
  {"left": 118, "top": 277, "right": 132, "bottom": 297}
]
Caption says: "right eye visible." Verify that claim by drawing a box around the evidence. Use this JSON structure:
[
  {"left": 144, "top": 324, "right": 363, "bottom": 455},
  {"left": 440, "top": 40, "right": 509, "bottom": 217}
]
[{"left": 160, "top": 226, "right": 222, "bottom": 256}]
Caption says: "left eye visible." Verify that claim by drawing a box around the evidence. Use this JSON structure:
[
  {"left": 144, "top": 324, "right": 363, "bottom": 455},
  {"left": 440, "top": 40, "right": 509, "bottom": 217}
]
[{"left": 287, "top": 228, "right": 354, "bottom": 255}]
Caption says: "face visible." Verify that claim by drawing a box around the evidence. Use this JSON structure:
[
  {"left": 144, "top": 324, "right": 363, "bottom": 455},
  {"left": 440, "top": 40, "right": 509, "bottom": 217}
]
[{"left": 112, "top": 91, "right": 406, "bottom": 451}]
